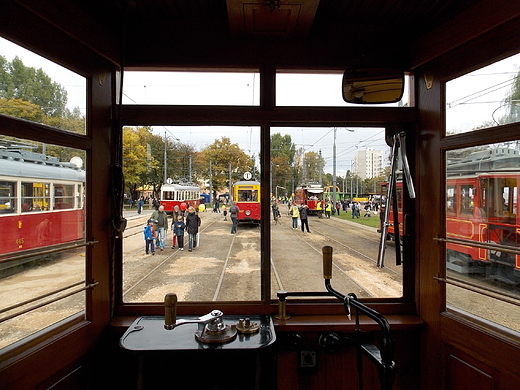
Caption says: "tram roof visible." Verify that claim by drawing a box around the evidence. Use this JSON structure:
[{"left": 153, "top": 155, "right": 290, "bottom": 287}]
[
  {"left": 234, "top": 181, "right": 260, "bottom": 186},
  {"left": 15, "top": 0, "right": 496, "bottom": 71},
  {"left": 0, "top": 156, "right": 85, "bottom": 182},
  {"left": 161, "top": 183, "right": 200, "bottom": 191}
]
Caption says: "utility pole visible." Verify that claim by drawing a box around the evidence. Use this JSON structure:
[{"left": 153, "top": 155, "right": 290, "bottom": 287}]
[
  {"left": 209, "top": 158, "right": 213, "bottom": 206},
  {"left": 229, "top": 161, "right": 232, "bottom": 202},
  {"left": 163, "top": 132, "right": 167, "bottom": 184},
  {"left": 189, "top": 156, "right": 192, "bottom": 182},
  {"left": 319, "top": 150, "right": 323, "bottom": 186},
  {"left": 332, "top": 128, "right": 337, "bottom": 212}
]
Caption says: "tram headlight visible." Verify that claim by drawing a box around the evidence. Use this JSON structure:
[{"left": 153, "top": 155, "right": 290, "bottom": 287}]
[{"left": 245, "top": 210, "right": 251, "bottom": 216}]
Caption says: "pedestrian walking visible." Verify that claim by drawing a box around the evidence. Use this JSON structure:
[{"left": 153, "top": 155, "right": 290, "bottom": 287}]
[
  {"left": 170, "top": 205, "right": 182, "bottom": 248},
  {"left": 151, "top": 205, "right": 168, "bottom": 251},
  {"left": 325, "top": 201, "right": 332, "bottom": 218},
  {"left": 172, "top": 215, "right": 186, "bottom": 251},
  {"left": 299, "top": 204, "right": 310, "bottom": 232},
  {"left": 137, "top": 196, "right": 144, "bottom": 214},
  {"left": 316, "top": 200, "right": 323, "bottom": 219},
  {"left": 290, "top": 202, "right": 300, "bottom": 228},
  {"left": 229, "top": 201, "right": 240, "bottom": 234},
  {"left": 143, "top": 219, "right": 155, "bottom": 255},
  {"left": 185, "top": 206, "right": 201, "bottom": 251}
]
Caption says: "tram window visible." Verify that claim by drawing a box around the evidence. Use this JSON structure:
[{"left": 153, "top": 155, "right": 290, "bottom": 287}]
[
  {"left": 446, "top": 52, "right": 520, "bottom": 135},
  {"left": 122, "top": 126, "right": 262, "bottom": 303},
  {"left": 0, "top": 181, "right": 16, "bottom": 213},
  {"left": 21, "top": 182, "right": 50, "bottom": 212},
  {"left": 54, "top": 184, "right": 75, "bottom": 210},
  {"left": 276, "top": 71, "right": 412, "bottom": 107},
  {"left": 0, "top": 137, "right": 87, "bottom": 351},
  {"left": 447, "top": 186, "right": 456, "bottom": 214},
  {"left": 270, "top": 126, "right": 402, "bottom": 299},
  {"left": 445, "top": 143, "right": 520, "bottom": 334},
  {"left": 460, "top": 185, "right": 475, "bottom": 215},
  {"left": 0, "top": 37, "right": 86, "bottom": 134},
  {"left": 123, "top": 71, "right": 259, "bottom": 106}
]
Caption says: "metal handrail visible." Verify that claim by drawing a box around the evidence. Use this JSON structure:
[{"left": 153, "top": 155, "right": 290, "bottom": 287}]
[
  {"left": 434, "top": 236, "right": 520, "bottom": 256},
  {"left": 0, "top": 240, "right": 98, "bottom": 264},
  {"left": 0, "top": 281, "right": 98, "bottom": 324}
]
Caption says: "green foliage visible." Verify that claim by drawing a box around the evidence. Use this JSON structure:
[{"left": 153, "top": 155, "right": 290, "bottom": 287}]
[
  {"left": 0, "top": 97, "right": 44, "bottom": 122},
  {"left": 123, "top": 127, "right": 158, "bottom": 198},
  {"left": 199, "top": 136, "right": 254, "bottom": 191},
  {"left": 0, "top": 56, "right": 68, "bottom": 117}
]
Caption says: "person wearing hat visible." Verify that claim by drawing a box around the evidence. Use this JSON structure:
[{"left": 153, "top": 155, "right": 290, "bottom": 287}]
[
  {"left": 143, "top": 219, "right": 155, "bottom": 255},
  {"left": 171, "top": 205, "right": 182, "bottom": 248}
]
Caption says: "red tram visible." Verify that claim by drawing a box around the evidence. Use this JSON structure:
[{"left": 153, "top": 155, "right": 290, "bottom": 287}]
[
  {"left": 0, "top": 148, "right": 85, "bottom": 257},
  {"left": 232, "top": 180, "right": 261, "bottom": 223},
  {"left": 383, "top": 149, "right": 520, "bottom": 284},
  {"left": 160, "top": 181, "right": 200, "bottom": 214},
  {"left": 294, "top": 183, "right": 324, "bottom": 215}
]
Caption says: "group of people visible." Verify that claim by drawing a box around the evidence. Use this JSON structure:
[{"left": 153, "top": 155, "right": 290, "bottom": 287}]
[
  {"left": 143, "top": 204, "right": 201, "bottom": 254},
  {"left": 130, "top": 196, "right": 161, "bottom": 214},
  {"left": 273, "top": 201, "right": 311, "bottom": 232},
  {"left": 143, "top": 199, "right": 241, "bottom": 255}
]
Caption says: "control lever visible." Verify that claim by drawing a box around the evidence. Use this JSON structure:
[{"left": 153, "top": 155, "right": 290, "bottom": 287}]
[
  {"left": 377, "top": 131, "right": 415, "bottom": 268},
  {"left": 323, "top": 246, "right": 395, "bottom": 390},
  {"left": 164, "top": 293, "right": 237, "bottom": 344},
  {"left": 165, "top": 293, "right": 224, "bottom": 330}
]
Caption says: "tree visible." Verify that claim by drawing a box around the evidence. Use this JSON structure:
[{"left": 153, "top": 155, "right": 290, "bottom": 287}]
[
  {"left": 270, "top": 133, "right": 297, "bottom": 198},
  {"left": 1, "top": 56, "right": 68, "bottom": 117},
  {"left": 503, "top": 68, "right": 520, "bottom": 125},
  {"left": 295, "top": 150, "right": 325, "bottom": 184},
  {"left": 0, "top": 98, "right": 44, "bottom": 122},
  {"left": 123, "top": 127, "right": 157, "bottom": 198},
  {"left": 199, "top": 136, "right": 254, "bottom": 192}
]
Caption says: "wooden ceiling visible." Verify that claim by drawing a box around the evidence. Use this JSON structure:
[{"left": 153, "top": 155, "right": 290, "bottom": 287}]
[{"left": 7, "top": 0, "right": 505, "bottom": 70}]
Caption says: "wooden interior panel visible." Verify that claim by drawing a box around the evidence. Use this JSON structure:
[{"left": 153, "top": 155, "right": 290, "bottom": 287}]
[{"left": 227, "top": 0, "right": 319, "bottom": 37}]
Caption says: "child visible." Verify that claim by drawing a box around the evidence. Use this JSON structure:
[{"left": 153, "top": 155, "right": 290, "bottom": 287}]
[
  {"left": 222, "top": 204, "right": 227, "bottom": 221},
  {"left": 173, "top": 215, "right": 186, "bottom": 251},
  {"left": 144, "top": 219, "right": 155, "bottom": 255}
]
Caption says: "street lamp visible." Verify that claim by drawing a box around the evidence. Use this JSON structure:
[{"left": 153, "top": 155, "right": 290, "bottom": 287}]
[
  {"left": 276, "top": 186, "right": 285, "bottom": 200},
  {"left": 270, "top": 162, "right": 279, "bottom": 199},
  {"left": 333, "top": 128, "right": 354, "bottom": 212}
]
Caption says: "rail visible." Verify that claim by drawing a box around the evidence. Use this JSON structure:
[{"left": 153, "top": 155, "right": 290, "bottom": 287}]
[
  {"left": 0, "top": 281, "right": 98, "bottom": 324},
  {"left": 434, "top": 236, "right": 520, "bottom": 256},
  {"left": 0, "top": 240, "right": 98, "bottom": 265}
]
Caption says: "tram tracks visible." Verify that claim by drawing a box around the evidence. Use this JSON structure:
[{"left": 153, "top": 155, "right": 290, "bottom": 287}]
[
  {"left": 275, "top": 222, "right": 375, "bottom": 298},
  {"left": 122, "top": 217, "right": 223, "bottom": 300},
  {"left": 122, "top": 212, "right": 401, "bottom": 302}
]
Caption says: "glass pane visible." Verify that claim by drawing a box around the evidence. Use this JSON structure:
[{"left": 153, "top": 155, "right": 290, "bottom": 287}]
[
  {"left": 446, "top": 52, "right": 520, "bottom": 134},
  {"left": 0, "top": 37, "right": 87, "bottom": 134},
  {"left": 0, "top": 137, "right": 86, "bottom": 350},
  {"left": 122, "top": 126, "right": 262, "bottom": 302},
  {"left": 276, "top": 72, "right": 412, "bottom": 107},
  {"left": 269, "top": 127, "right": 402, "bottom": 298},
  {"left": 446, "top": 143, "right": 520, "bottom": 333},
  {"left": 123, "top": 71, "right": 260, "bottom": 106}
]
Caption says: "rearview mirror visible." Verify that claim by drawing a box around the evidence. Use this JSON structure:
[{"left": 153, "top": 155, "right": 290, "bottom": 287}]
[{"left": 342, "top": 68, "right": 404, "bottom": 104}]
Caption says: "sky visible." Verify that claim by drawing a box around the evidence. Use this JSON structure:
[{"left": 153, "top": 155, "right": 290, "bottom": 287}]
[{"left": 1, "top": 36, "right": 519, "bottom": 177}]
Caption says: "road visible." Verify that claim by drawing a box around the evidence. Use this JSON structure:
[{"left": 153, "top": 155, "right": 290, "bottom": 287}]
[{"left": 121, "top": 208, "right": 401, "bottom": 303}]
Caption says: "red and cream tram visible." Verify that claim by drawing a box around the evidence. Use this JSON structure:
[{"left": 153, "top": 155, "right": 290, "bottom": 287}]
[
  {"left": 160, "top": 181, "right": 200, "bottom": 214},
  {"left": 232, "top": 180, "right": 261, "bottom": 223},
  {"left": 382, "top": 149, "right": 520, "bottom": 283},
  {"left": 0, "top": 148, "right": 85, "bottom": 256},
  {"left": 294, "top": 183, "right": 324, "bottom": 215}
]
